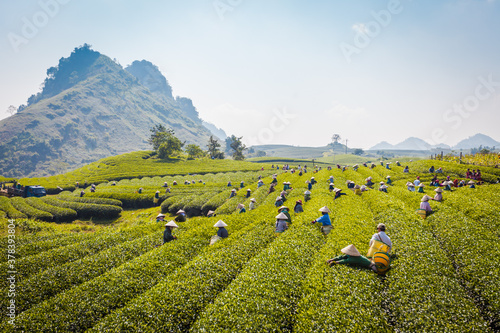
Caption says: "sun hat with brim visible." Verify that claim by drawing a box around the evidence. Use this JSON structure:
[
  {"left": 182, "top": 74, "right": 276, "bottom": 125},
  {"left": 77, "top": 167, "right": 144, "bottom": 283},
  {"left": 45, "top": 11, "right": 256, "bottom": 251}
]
[
  {"left": 276, "top": 212, "right": 288, "bottom": 219},
  {"left": 468, "top": 181, "right": 475, "bottom": 185},
  {"left": 214, "top": 220, "right": 228, "bottom": 228},
  {"left": 319, "top": 206, "right": 331, "bottom": 213},
  {"left": 156, "top": 213, "right": 165, "bottom": 218},
  {"left": 304, "top": 190, "right": 311, "bottom": 195},
  {"left": 341, "top": 244, "right": 361, "bottom": 257},
  {"left": 250, "top": 198, "right": 256, "bottom": 202},
  {"left": 165, "top": 221, "right": 178, "bottom": 228},
  {"left": 434, "top": 188, "right": 443, "bottom": 193},
  {"left": 176, "top": 210, "right": 185, "bottom": 214},
  {"left": 354, "top": 185, "right": 360, "bottom": 189},
  {"left": 421, "top": 195, "right": 431, "bottom": 202},
  {"left": 296, "top": 200, "right": 302, "bottom": 204}
]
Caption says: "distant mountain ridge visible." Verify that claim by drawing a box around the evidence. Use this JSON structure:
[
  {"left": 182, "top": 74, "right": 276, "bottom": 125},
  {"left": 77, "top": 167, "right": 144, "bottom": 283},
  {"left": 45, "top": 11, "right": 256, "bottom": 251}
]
[
  {"left": 0, "top": 45, "right": 220, "bottom": 178},
  {"left": 369, "top": 134, "right": 498, "bottom": 151}
]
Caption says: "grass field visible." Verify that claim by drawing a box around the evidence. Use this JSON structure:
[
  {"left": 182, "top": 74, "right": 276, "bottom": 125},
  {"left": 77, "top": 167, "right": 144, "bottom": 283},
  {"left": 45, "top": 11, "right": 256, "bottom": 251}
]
[{"left": 1, "top": 154, "right": 499, "bottom": 332}]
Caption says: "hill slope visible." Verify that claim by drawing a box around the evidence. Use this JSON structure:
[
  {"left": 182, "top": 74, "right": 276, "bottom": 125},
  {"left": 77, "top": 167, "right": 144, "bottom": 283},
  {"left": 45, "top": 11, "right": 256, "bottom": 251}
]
[{"left": 0, "top": 45, "right": 214, "bottom": 178}]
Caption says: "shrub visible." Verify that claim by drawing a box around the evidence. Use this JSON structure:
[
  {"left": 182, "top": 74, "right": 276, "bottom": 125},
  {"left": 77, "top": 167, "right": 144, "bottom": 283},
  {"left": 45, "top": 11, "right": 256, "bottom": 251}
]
[
  {"left": 41, "top": 197, "right": 122, "bottom": 219},
  {"left": 0, "top": 197, "right": 27, "bottom": 219},
  {"left": 25, "top": 197, "right": 77, "bottom": 222},
  {"left": 10, "top": 197, "right": 53, "bottom": 221}
]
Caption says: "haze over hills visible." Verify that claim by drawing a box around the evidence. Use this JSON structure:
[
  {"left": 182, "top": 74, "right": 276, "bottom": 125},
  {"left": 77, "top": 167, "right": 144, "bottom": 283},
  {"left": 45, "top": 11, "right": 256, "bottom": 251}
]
[
  {"left": 0, "top": 45, "right": 219, "bottom": 178},
  {"left": 369, "top": 134, "right": 498, "bottom": 151}
]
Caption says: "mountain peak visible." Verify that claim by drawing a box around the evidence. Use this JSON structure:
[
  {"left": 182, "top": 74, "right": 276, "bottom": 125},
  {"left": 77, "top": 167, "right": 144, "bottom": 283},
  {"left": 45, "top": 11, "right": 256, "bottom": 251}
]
[
  {"left": 125, "top": 60, "right": 173, "bottom": 99},
  {"left": 453, "top": 133, "right": 500, "bottom": 149}
]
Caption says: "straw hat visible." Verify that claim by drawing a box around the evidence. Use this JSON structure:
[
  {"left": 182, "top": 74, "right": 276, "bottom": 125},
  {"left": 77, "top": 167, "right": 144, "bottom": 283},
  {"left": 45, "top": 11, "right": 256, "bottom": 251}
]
[
  {"left": 319, "top": 206, "right": 331, "bottom": 213},
  {"left": 231, "top": 189, "right": 236, "bottom": 192},
  {"left": 237, "top": 203, "right": 244, "bottom": 209},
  {"left": 311, "top": 177, "right": 315, "bottom": 179},
  {"left": 418, "top": 183, "right": 424, "bottom": 187},
  {"left": 354, "top": 185, "right": 360, "bottom": 189},
  {"left": 247, "top": 188, "right": 251, "bottom": 192},
  {"left": 276, "top": 196, "right": 283, "bottom": 200},
  {"left": 176, "top": 210, "right": 185, "bottom": 214},
  {"left": 283, "top": 182, "right": 287, "bottom": 184},
  {"left": 346, "top": 180, "right": 351, "bottom": 184},
  {"left": 279, "top": 206, "right": 289, "bottom": 211},
  {"left": 276, "top": 212, "right": 288, "bottom": 219},
  {"left": 341, "top": 244, "right": 361, "bottom": 257},
  {"left": 286, "top": 182, "right": 291, "bottom": 185},
  {"left": 334, "top": 188, "right": 342, "bottom": 192},
  {"left": 250, "top": 198, "right": 256, "bottom": 202},
  {"left": 380, "top": 185, "right": 388, "bottom": 189},
  {"left": 421, "top": 195, "right": 431, "bottom": 202},
  {"left": 408, "top": 183, "right": 415, "bottom": 187},
  {"left": 366, "top": 177, "right": 372, "bottom": 181},
  {"left": 156, "top": 190, "right": 160, "bottom": 193},
  {"left": 380, "top": 181, "right": 384, "bottom": 185},
  {"left": 386, "top": 175, "right": 391, "bottom": 178},
  {"left": 329, "top": 182, "right": 335, "bottom": 186},
  {"left": 207, "top": 210, "right": 215, "bottom": 216},
  {"left": 434, "top": 188, "right": 443, "bottom": 193},
  {"left": 305, "top": 180, "right": 311, "bottom": 184},
  {"left": 468, "top": 180, "right": 475, "bottom": 185},
  {"left": 360, "top": 185, "right": 367, "bottom": 190},
  {"left": 165, "top": 221, "right": 178, "bottom": 228},
  {"left": 304, "top": 190, "right": 311, "bottom": 195},
  {"left": 156, "top": 213, "right": 165, "bottom": 218},
  {"left": 214, "top": 220, "right": 228, "bottom": 228}
]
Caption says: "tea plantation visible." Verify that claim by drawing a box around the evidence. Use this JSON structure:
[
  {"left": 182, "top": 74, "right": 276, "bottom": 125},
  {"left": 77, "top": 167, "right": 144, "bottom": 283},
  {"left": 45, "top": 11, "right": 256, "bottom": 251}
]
[{"left": 1, "top": 155, "right": 499, "bottom": 332}]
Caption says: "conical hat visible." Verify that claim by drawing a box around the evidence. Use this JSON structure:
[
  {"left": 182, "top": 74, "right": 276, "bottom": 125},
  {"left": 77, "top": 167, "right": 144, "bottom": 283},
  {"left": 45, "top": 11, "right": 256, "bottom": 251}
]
[
  {"left": 156, "top": 213, "right": 165, "bottom": 218},
  {"left": 366, "top": 177, "right": 372, "bottom": 181},
  {"left": 408, "top": 183, "right": 415, "bottom": 187},
  {"left": 207, "top": 210, "right": 215, "bottom": 215},
  {"left": 304, "top": 190, "right": 311, "bottom": 195},
  {"left": 354, "top": 185, "right": 360, "bottom": 189},
  {"left": 237, "top": 203, "right": 244, "bottom": 209},
  {"left": 341, "top": 244, "right": 361, "bottom": 256},
  {"left": 276, "top": 212, "right": 288, "bottom": 219},
  {"left": 380, "top": 182, "right": 384, "bottom": 185},
  {"left": 334, "top": 188, "right": 342, "bottom": 192},
  {"left": 214, "top": 220, "right": 227, "bottom": 227},
  {"left": 319, "top": 206, "right": 330, "bottom": 213},
  {"left": 296, "top": 200, "right": 302, "bottom": 204},
  {"left": 279, "top": 206, "right": 289, "bottom": 211},
  {"left": 418, "top": 183, "right": 424, "bottom": 187},
  {"left": 250, "top": 198, "right": 256, "bottom": 202},
  {"left": 434, "top": 188, "right": 443, "bottom": 192},
  {"left": 386, "top": 175, "right": 391, "bottom": 178},
  {"left": 468, "top": 180, "right": 475, "bottom": 185},
  {"left": 311, "top": 177, "right": 315, "bottom": 179},
  {"left": 421, "top": 195, "right": 431, "bottom": 202},
  {"left": 231, "top": 189, "right": 236, "bottom": 192},
  {"left": 329, "top": 182, "right": 334, "bottom": 186},
  {"left": 276, "top": 196, "right": 282, "bottom": 200},
  {"left": 346, "top": 180, "right": 351, "bottom": 184},
  {"left": 360, "top": 185, "right": 367, "bottom": 189},
  {"left": 176, "top": 210, "right": 185, "bottom": 214},
  {"left": 165, "top": 221, "right": 178, "bottom": 228},
  {"left": 305, "top": 180, "right": 311, "bottom": 184},
  {"left": 380, "top": 185, "right": 388, "bottom": 189},
  {"left": 247, "top": 188, "right": 251, "bottom": 191}
]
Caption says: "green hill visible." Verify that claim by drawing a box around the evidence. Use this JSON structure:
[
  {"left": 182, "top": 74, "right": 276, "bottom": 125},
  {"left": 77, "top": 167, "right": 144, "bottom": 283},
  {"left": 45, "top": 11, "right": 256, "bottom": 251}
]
[{"left": 0, "top": 45, "right": 214, "bottom": 178}]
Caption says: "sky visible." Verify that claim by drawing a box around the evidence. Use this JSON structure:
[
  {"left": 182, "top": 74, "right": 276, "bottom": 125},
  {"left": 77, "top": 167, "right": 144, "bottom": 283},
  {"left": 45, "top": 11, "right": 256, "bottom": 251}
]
[{"left": 1, "top": 0, "right": 499, "bottom": 149}]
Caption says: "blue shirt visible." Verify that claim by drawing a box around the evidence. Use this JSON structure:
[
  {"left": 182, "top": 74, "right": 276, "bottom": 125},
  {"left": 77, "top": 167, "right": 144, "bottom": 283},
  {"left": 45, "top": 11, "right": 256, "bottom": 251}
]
[{"left": 315, "top": 214, "right": 331, "bottom": 226}]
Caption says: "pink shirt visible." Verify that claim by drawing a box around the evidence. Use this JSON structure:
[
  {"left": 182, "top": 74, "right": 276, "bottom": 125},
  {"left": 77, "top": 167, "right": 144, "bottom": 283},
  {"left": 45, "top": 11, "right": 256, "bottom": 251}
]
[{"left": 420, "top": 201, "right": 432, "bottom": 212}]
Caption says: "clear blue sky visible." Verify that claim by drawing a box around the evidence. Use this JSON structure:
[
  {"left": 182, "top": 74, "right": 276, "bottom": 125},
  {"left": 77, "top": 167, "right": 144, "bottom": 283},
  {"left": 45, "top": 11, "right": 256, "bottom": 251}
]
[{"left": 1, "top": 0, "right": 499, "bottom": 149}]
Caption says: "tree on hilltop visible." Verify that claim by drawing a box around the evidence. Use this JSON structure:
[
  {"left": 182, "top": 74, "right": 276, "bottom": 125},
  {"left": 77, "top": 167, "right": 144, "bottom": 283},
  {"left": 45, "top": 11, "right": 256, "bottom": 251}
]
[
  {"left": 148, "top": 124, "right": 184, "bottom": 159},
  {"left": 207, "top": 136, "right": 224, "bottom": 159},
  {"left": 228, "top": 135, "right": 247, "bottom": 160}
]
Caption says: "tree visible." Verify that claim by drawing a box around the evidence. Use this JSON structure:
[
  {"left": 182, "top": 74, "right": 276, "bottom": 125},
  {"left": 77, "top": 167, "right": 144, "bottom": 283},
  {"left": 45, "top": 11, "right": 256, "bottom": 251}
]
[
  {"left": 207, "top": 136, "right": 224, "bottom": 159},
  {"left": 148, "top": 124, "right": 184, "bottom": 159},
  {"left": 353, "top": 148, "right": 364, "bottom": 156},
  {"left": 228, "top": 135, "right": 247, "bottom": 160},
  {"left": 6, "top": 105, "right": 16, "bottom": 116},
  {"left": 331, "top": 134, "right": 341, "bottom": 144},
  {"left": 224, "top": 137, "right": 233, "bottom": 154},
  {"left": 185, "top": 144, "right": 205, "bottom": 159}
]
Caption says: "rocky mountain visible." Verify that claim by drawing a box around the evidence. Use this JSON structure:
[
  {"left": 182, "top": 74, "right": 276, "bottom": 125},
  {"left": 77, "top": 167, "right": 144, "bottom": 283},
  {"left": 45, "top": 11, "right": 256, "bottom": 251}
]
[
  {"left": 202, "top": 121, "right": 227, "bottom": 141},
  {"left": 453, "top": 133, "right": 500, "bottom": 149},
  {"left": 0, "top": 44, "right": 216, "bottom": 178}
]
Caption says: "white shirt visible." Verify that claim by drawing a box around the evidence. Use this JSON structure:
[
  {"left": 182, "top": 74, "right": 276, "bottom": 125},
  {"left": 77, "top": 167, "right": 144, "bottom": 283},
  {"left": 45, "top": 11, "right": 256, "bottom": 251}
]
[{"left": 370, "top": 231, "right": 392, "bottom": 252}]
